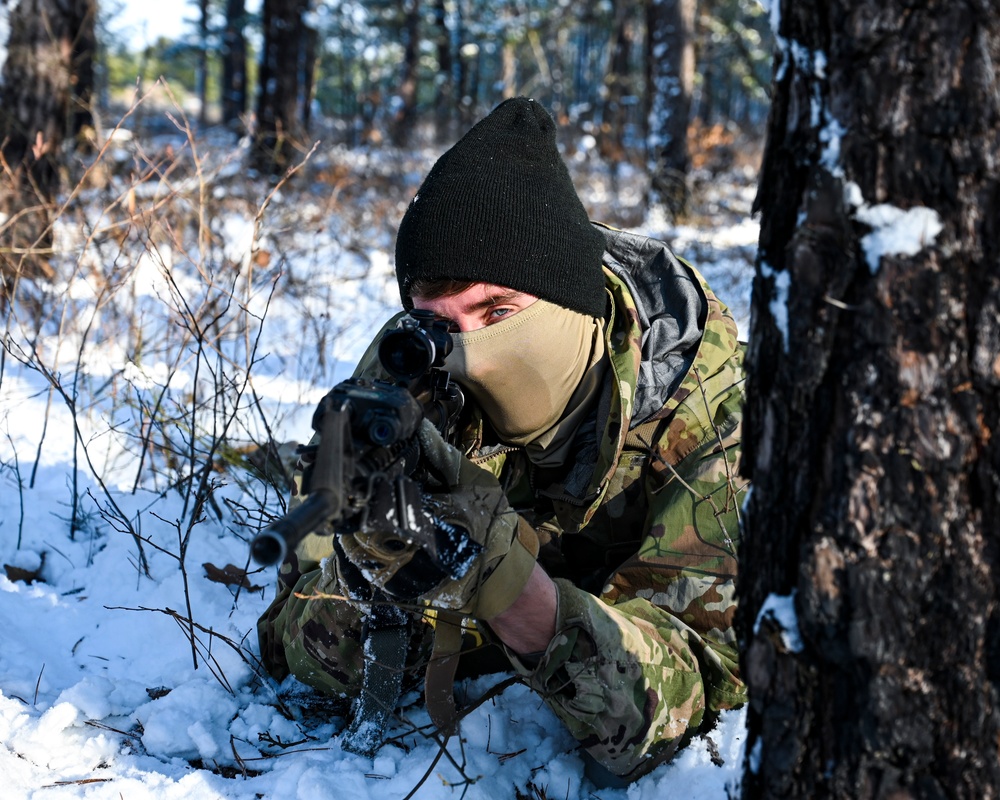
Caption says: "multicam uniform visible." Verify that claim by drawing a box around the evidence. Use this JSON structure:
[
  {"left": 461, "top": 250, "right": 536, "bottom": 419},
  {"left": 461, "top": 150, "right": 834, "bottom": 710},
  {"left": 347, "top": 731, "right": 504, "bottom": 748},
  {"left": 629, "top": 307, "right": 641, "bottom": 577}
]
[{"left": 257, "top": 224, "right": 748, "bottom": 782}]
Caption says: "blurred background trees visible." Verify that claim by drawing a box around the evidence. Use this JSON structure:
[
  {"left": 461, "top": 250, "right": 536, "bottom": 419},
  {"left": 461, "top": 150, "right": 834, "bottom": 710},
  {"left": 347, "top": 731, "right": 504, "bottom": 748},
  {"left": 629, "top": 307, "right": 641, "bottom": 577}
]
[
  {"left": 0, "top": 0, "right": 772, "bottom": 296},
  {"left": 5, "top": 0, "right": 772, "bottom": 174},
  {"left": 0, "top": 0, "right": 97, "bottom": 287}
]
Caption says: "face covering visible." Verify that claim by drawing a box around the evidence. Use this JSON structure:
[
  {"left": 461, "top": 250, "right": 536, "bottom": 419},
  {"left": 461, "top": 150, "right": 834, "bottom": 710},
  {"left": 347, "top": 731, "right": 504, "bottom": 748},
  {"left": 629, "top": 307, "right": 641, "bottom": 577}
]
[{"left": 444, "top": 299, "right": 607, "bottom": 458}]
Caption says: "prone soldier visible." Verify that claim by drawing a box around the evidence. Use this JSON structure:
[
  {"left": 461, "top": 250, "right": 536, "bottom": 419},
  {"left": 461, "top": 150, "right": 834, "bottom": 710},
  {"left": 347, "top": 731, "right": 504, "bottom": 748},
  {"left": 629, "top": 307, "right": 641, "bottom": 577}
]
[{"left": 256, "top": 97, "right": 748, "bottom": 786}]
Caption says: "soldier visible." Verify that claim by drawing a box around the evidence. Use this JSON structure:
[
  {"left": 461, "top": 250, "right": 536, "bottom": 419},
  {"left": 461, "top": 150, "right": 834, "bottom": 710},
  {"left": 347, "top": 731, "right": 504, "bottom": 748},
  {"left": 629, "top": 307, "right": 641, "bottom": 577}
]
[{"left": 257, "top": 97, "right": 748, "bottom": 786}]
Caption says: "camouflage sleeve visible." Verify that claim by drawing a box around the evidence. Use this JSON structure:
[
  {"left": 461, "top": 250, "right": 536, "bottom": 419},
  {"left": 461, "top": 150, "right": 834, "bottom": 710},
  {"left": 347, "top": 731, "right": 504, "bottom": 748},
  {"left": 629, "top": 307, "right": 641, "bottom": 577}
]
[{"left": 506, "top": 411, "right": 746, "bottom": 781}]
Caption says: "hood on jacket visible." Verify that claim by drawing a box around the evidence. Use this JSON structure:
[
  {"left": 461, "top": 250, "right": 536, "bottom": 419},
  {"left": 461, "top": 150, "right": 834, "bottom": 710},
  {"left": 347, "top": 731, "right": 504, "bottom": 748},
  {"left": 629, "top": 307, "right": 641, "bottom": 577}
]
[{"left": 596, "top": 224, "right": 706, "bottom": 426}]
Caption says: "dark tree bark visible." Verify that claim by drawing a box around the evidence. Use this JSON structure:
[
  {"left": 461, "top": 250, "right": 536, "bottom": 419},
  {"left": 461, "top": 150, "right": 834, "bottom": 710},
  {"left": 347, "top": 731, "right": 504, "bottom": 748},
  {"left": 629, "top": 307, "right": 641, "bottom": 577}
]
[
  {"left": 739, "top": 2, "right": 1000, "bottom": 799},
  {"left": 644, "top": 0, "right": 695, "bottom": 219},
  {"left": 300, "top": 19, "right": 318, "bottom": 132},
  {"left": 454, "top": 0, "right": 478, "bottom": 128},
  {"left": 599, "top": 0, "right": 636, "bottom": 165},
  {"left": 433, "top": 0, "right": 454, "bottom": 143},
  {"left": 0, "top": 0, "right": 96, "bottom": 293},
  {"left": 197, "top": 0, "right": 210, "bottom": 126},
  {"left": 221, "top": 0, "right": 248, "bottom": 130},
  {"left": 68, "top": 0, "right": 97, "bottom": 144},
  {"left": 389, "top": 0, "right": 421, "bottom": 147},
  {"left": 252, "top": 0, "right": 310, "bottom": 175}
]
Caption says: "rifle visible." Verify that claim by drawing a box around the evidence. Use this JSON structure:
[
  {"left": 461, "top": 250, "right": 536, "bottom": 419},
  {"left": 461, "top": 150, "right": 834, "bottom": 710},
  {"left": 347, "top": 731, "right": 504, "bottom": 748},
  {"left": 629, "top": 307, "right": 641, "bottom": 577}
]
[
  {"left": 250, "top": 309, "right": 479, "bottom": 756},
  {"left": 250, "top": 308, "right": 478, "bottom": 575}
]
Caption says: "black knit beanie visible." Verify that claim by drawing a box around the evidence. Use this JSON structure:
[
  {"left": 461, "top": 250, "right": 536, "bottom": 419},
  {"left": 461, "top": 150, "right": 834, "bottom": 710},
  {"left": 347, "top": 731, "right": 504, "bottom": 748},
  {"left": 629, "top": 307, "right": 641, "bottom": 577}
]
[{"left": 394, "top": 97, "right": 607, "bottom": 317}]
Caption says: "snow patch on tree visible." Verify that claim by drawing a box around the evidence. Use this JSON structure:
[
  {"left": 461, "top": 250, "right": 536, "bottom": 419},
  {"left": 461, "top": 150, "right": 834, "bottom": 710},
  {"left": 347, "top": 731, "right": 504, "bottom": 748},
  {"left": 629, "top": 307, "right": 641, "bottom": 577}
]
[
  {"left": 844, "top": 182, "right": 944, "bottom": 274},
  {"left": 760, "top": 261, "right": 791, "bottom": 352},
  {"left": 754, "top": 590, "right": 803, "bottom": 653}
]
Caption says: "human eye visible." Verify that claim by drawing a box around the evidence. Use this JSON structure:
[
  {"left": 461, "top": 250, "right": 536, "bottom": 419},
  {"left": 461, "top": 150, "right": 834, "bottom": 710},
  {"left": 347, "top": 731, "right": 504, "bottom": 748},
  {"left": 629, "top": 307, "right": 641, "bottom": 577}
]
[{"left": 486, "top": 306, "right": 515, "bottom": 324}]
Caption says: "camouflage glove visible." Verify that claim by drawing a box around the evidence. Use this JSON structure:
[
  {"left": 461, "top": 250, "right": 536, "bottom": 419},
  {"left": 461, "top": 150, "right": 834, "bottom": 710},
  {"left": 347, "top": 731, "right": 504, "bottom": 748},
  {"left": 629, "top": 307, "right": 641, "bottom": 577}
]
[{"left": 335, "top": 419, "right": 539, "bottom": 619}]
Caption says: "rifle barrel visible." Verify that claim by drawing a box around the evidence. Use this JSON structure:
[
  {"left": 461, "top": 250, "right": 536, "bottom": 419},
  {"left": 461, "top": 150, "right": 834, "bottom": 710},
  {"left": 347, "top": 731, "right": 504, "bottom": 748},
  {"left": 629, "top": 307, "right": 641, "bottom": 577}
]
[{"left": 250, "top": 488, "right": 342, "bottom": 566}]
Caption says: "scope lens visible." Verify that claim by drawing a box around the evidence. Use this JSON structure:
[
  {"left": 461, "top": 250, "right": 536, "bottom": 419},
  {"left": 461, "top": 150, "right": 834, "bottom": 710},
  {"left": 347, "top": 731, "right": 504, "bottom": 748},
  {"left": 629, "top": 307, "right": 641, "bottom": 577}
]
[
  {"left": 368, "top": 415, "right": 400, "bottom": 446},
  {"left": 378, "top": 329, "right": 434, "bottom": 381}
]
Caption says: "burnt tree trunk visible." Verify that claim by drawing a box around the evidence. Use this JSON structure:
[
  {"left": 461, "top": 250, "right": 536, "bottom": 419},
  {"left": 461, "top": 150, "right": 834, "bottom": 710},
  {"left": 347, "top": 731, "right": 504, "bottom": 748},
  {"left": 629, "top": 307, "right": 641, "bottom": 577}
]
[
  {"left": 197, "top": 0, "right": 209, "bottom": 126},
  {"left": 739, "top": 1, "right": 1000, "bottom": 799},
  {"left": 252, "top": 0, "right": 309, "bottom": 175},
  {"left": 645, "top": 0, "right": 695, "bottom": 219},
  {"left": 599, "top": 0, "right": 635, "bottom": 166},
  {"left": 300, "top": 18, "right": 318, "bottom": 132},
  {"left": 0, "top": 0, "right": 95, "bottom": 295},
  {"left": 433, "top": 0, "right": 454, "bottom": 143},
  {"left": 390, "top": 0, "right": 421, "bottom": 148},
  {"left": 221, "top": 0, "right": 248, "bottom": 131},
  {"left": 68, "top": 0, "right": 96, "bottom": 144}
]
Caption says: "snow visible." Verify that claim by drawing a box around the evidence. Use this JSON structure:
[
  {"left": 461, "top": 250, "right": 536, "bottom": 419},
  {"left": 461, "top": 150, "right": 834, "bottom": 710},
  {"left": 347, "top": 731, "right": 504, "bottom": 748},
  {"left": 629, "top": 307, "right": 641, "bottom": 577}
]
[
  {"left": 818, "top": 116, "right": 847, "bottom": 176},
  {"left": 756, "top": 0, "right": 781, "bottom": 36},
  {"left": 754, "top": 591, "right": 803, "bottom": 653},
  {"left": 843, "top": 181, "right": 945, "bottom": 274},
  {"left": 758, "top": 261, "right": 790, "bottom": 352},
  {"left": 856, "top": 204, "right": 944, "bottom": 275},
  {"left": 0, "top": 130, "right": 757, "bottom": 799}
]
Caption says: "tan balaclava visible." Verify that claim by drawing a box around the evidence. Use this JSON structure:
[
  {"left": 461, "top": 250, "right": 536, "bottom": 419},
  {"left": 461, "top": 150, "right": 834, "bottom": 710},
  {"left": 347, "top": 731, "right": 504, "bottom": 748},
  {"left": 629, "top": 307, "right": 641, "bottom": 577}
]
[{"left": 445, "top": 299, "right": 607, "bottom": 464}]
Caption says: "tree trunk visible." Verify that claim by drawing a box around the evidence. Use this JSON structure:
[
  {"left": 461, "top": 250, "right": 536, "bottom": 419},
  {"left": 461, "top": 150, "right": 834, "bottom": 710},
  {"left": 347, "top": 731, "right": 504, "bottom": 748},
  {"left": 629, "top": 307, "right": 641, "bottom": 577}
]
[
  {"left": 644, "top": 0, "right": 695, "bottom": 219},
  {"left": 433, "top": 0, "right": 454, "bottom": 143},
  {"left": 390, "top": 0, "right": 421, "bottom": 148},
  {"left": 221, "top": 0, "right": 248, "bottom": 131},
  {"left": 300, "top": 17, "right": 318, "bottom": 132},
  {"left": 739, "top": 2, "right": 1000, "bottom": 799},
  {"left": 599, "top": 0, "right": 635, "bottom": 165},
  {"left": 455, "top": 0, "right": 477, "bottom": 127},
  {"left": 0, "top": 0, "right": 94, "bottom": 293},
  {"left": 68, "top": 0, "right": 97, "bottom": 145},
  {"left": 197, "top": 0, "right": 210, "bottom": 126},
  {"left": 500, "top": 4, "right": 518, "bottom": 100},
  {"left": 458, "top": 39, "right": 479, "bottom": 128},
  {"left": 252, "top": 0, "right": 309, "bottom": 175}
]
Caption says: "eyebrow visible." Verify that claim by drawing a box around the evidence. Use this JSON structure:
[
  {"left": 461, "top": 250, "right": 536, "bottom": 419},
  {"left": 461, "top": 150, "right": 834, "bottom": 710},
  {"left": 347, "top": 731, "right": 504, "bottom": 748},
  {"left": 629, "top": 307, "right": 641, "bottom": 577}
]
[{"left": 467, "top": 289, "right": 525, "bottom": 313}]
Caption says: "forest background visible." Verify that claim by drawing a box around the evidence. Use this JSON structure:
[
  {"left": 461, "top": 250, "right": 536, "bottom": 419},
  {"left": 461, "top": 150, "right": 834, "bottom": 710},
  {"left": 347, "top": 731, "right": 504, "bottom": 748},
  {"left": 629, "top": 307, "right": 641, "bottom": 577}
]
[{"left": 2, "top": 0, "right": 773, "bottom": 225}]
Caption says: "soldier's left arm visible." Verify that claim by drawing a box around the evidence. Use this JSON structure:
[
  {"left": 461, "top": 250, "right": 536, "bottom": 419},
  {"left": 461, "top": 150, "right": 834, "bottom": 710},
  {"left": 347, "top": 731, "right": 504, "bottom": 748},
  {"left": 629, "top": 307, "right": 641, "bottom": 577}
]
[{"left": 498, "top": 420, "right": 748, "bottom": 782}]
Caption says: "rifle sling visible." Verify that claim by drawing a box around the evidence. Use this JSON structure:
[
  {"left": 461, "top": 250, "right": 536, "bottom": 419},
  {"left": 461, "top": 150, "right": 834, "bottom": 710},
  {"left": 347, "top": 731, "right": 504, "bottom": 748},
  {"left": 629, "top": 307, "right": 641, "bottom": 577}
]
[
  {"left": 341, "top": 600, "right": 410, "bottom": 757},
  {"left": 424, "top": 610, "right": 465, "bottom": 736}
]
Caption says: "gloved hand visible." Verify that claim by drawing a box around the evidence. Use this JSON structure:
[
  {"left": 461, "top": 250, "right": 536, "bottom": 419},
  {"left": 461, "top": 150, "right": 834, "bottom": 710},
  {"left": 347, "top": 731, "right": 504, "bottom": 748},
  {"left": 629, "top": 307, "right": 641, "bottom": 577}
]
[{"left": 332, "top": 419, "right": 539, "bottom": 619}]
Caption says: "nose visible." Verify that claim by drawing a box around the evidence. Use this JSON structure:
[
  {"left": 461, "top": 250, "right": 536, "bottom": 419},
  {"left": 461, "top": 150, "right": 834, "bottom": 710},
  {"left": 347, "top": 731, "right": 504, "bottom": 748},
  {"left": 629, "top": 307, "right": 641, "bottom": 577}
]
[{"left": 450, "top": 314, "right": 483, "bottom": 333}]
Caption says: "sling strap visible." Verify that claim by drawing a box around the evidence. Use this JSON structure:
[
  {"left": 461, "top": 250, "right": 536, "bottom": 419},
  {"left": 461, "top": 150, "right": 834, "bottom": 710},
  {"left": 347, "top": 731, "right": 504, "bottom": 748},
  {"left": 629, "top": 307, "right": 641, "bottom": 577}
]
[{"left": 423, "top": 610, "right": 465, "bottom": 736}]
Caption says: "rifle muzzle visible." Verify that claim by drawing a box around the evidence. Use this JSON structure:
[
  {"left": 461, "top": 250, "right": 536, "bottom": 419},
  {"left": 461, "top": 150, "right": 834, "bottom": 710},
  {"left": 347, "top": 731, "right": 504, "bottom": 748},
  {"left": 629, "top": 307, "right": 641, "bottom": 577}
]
[{"left": 250, "top": 488, "right": 342, "bottom": 566}]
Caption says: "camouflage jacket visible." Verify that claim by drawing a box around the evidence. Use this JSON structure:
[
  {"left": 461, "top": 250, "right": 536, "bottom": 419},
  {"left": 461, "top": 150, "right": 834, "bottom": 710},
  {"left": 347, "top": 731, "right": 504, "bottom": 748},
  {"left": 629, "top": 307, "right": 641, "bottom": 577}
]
[{"left": 454, "top": 224, "right": 748, "bottom": 781}]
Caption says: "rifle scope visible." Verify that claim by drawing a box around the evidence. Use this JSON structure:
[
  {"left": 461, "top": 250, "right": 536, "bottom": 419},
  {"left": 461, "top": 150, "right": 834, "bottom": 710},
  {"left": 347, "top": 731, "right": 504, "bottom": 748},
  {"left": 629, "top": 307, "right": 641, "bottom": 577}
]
[{"left": 377, "top": 310, "right": 453, "bottom": 383}]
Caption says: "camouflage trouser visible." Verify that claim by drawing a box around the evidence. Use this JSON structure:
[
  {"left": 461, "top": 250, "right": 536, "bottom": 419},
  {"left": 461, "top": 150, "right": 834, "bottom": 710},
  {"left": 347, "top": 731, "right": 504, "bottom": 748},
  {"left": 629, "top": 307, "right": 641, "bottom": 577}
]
[{"left": 257, "top": 565, "right": 438, "bottom": 700}]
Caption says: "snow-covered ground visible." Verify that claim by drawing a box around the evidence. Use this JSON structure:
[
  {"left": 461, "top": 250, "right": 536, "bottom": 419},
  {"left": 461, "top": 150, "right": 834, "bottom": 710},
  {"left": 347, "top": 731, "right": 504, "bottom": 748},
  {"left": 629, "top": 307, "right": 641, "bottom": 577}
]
[{"left": 0, "top": 127, "right": 758, "bottom": 799}]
